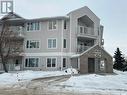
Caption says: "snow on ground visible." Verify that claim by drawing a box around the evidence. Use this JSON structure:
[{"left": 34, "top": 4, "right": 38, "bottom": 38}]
[
  {"left": 1, "top": 69, "right": 127, "bottom": 94},
  {"left": 58, "top": 70, "right": 127, "bottom": 94},
  {"left": 0, "top": 68, "right": 78, "bottom": 87}
]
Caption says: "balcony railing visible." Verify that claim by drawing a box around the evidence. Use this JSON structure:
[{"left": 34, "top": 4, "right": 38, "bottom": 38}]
[
  {"left": 77, "top": 26, "right": 97, "bottom": 39},
  {"left": 77, "top": 45, "right": 91, "bottom": 53},
  {"left": 9, "top": 26, "right": 25, "bottom": 38}
]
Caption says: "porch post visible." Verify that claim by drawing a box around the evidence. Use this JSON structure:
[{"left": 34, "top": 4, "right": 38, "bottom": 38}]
[{"left": 78, "top": 57, "right": 80, "bottom": 70}]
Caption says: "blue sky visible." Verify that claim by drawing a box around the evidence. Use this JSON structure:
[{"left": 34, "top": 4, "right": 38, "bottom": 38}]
[{"left": 3, "top": 0, "right": 127, "bottom": 56}]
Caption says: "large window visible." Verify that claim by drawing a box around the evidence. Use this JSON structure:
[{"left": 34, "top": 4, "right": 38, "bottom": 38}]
[
  {"left": 25, "top": 58, "right": 39, "bottom": 67},
  {"left": 48, "top": 39, "right": 57, "bottom": 49},
  {"left": 47, "top": 58, "right": 56, "bottom": 67},
  {"left": 63, "top": 39, "right": 67, "bottom": 48},
  {"left": 27, "top": 22, "right": 40, "bottom": 31},
  {"left": 26, "top": 40, "right": 40, "bottom": 49},
  {"left": 48, "top": 21, "right": 57, "bottom": 30},
  {"left": 63, "top": 58, "right": 66, "bottom": 67}
]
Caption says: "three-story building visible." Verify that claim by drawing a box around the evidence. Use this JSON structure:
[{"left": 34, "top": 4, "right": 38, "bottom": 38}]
[{"left": 0, "top": 6, "right": 113, "bottom": 73}]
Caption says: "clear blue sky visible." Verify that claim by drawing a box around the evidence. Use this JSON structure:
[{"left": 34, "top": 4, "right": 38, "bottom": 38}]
[{"left": 5, "top": 0, "right": 127, "bottom": 56}]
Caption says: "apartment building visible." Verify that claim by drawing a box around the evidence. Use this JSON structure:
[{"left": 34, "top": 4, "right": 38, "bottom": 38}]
[{"left": 0, "top": 6, "right": 113, "bottom": 73}]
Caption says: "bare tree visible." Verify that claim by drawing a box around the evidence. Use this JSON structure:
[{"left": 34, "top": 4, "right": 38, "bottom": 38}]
[{"left": 0, "top": 19, "right": 23, "bottom": 72}]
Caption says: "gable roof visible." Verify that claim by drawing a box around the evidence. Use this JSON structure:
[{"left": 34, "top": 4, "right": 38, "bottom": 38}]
[
  {"left": 67, "top": 6, "right": 100, "bottom": 20},
  {"left": 0, "top": 12, "right": 24, "bottom": 20}
]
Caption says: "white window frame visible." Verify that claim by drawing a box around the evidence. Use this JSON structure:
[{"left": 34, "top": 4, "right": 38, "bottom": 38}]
[
  {"left": 47, "top": 38, "right": 57, "bottom": 49},
  {"left": 46, "top": 57, "right": 57, "bottom": 68},
  {"left": 25, "top": 57, "right": 40, "bottom": 68},
  {"left": 48, "top": 20, "right": 57, "bottom": 30},
  {"left": 26, "top": 40, "right": 40, "bottom": 49},
  {"left": 26, "top": 22, "right": 40, "bottom": 32}
]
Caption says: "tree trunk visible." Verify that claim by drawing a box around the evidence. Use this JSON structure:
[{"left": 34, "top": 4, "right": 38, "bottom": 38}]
[{"left": 2, "top": 62, "right": 8, "bottom": 73}]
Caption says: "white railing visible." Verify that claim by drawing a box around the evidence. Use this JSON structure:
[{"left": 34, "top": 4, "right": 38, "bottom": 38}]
[
  {"left": 77, "top": 26, "right": 94, "bottom": 36},
  {"left": 77, "top": 45, "right": 91, "bottom": 53}
]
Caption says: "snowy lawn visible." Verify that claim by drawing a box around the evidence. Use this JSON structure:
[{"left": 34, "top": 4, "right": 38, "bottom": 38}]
[
  {"left": 0, "top": 68, "right": 78, "bottom": 87},
  {"left": 59, "top": 70, "right": 127, "bottom": 94}
]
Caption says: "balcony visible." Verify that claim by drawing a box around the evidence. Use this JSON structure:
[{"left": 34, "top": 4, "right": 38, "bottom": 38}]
[
  {"left": 77, "top": 26, "right": 97, "bottom": 39},
  {"left": 9, "top": 26, "right": 25, "bottom": 39},
  {"left": 77, "top": 45, "right": 91, "bottom": 53}
]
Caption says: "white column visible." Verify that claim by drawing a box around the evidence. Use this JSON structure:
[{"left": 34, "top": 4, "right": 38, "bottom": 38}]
[{"left": 78, "top": 57, "right": 80, "bottom": 70}]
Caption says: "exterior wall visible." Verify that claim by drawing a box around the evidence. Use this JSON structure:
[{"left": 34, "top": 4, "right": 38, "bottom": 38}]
[
  {"left": 79, "top": 46, "right": 113, "bottom": 74},
  {"left": 71, "top": 58, "right": 78, "bottom": 69},
  {"left": 22, "top": 56, "right": 70, "bottom": 71},
  {"left": 63, "top": 20, "right": 70, "bottom": 53},
  {"left": 68, "top": 6, "right": 101, "bottom": 54},
  {"left": 24, "top": 20, "right": 63, "bottom": 53},
  {"left": 0, "top": 6, "right": 107, "bottom": 72}
]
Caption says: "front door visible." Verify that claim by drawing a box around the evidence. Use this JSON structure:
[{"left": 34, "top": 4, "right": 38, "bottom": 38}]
[
  {"left": 88, "top": 58, "right": 95, "bottom": 73},
  {"left": 15, "top": 59, "right": 20, "bottom": 70}
]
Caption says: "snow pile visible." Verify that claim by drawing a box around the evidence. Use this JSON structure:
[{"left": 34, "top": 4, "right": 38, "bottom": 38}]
[
  {"left": 60, "top": 70, "right": 127, "bottom": 94},
  {"left": 0, "top": 68, "right": 78, "bottom": 87},
  {"left": 64, "top": 68, "right": 78, "bottom": 74}
]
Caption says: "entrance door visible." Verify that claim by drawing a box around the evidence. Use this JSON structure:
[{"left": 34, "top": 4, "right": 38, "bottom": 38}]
[
  {"left": 88, "top": 58, "right": 95, "bottom": 73},
  {"left": 15, "top": 59, "right": 20, "bottom": 70}
]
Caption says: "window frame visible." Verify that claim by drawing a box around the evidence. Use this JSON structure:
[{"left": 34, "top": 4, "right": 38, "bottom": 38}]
[
  {"left": 25, "top": 57, "right": 39, "bottom": 67},
  {"left": 48, "top": 20, "right": 57, "bottom": 30},
  {"left": 47, "top": 38, "right": 57, "bottom": 49},
  {"left": 26, "top": 40, "right": 40, "bottom": 49},
  {"left": 26, "top": 22, "right": 40, "bottom": 32},
  {"left": 46, "top": 57, "right": 57, "bottom": 68}
]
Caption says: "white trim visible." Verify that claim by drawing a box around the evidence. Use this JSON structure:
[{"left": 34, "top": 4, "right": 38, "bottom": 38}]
[
  {"left": 69, "top": 15, "right": 72, "bottom": 52},
  {"left": 78, "top": 57, "right": 80, "bottom": 70},
  {"left": 22, "top": 52, "right": 75, "bottom": 57},
  {"left": 26, "top": 22, "right": 40, "bottom": 32},
  {"left": 25, "top": 39, "right": 41, "bottom": 49},
  {"left": 46, "top": 57, "right": 57, "bottom": 68},
  {"left": 47, "top": 38, "right": 57, "bottom": 49},
  {"left": 24, "top": 57, "right": 40, "bottom": 68},
  {"left": 48, "top": 20, "right": 58, "bottom": 31}
]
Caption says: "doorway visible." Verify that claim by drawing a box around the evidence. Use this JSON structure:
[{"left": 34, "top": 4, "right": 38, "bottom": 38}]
[{"left": 88, "top": 58, "right": 95, "bottom": 73}]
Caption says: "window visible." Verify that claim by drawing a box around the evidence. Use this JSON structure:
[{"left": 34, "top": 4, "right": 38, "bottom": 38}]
[
  {"left": 64, "top": 20, "right": 67, "bottom": 29},
  {"left": 48, "top": 21, "right": 57, "bottom": 30},
  {"left": 63, "top": 58, "right": 66, "bottom": 67},
  {"left": 25, "top": 58, "right": 39, "bottom": 67},
  {"left": 26, "top": 40, "right": 40, "bottom": 49},
  {"left": 100, "top": 60, "right": 105, "bottom": 70},
  {"left": 47, "top": 58, "right": 56, "bottom": 67},
  {"left": 63, "top": 39, "right": 66, "bottom": 48},
  {"left": 27, "top": 22, "right": 40, "bottom": 31},
  {"left": 48, "top": 39, "right": 57, "bottom": 48}
]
